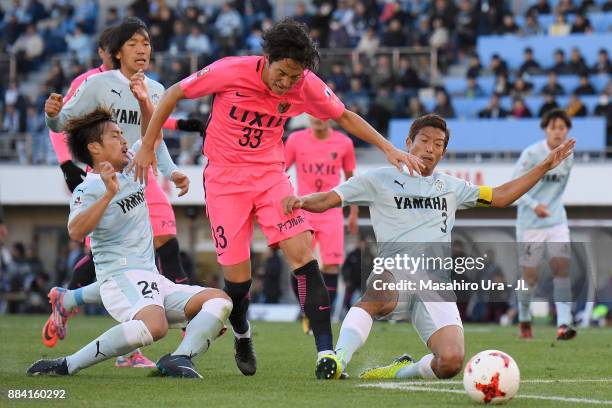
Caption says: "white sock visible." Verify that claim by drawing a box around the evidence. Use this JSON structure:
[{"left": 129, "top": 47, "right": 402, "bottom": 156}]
[
  {"left": 396, "top": 353, "right": 438, "bottom": 379},
  {"left": 65, "top": 320, "right": 153, "bottom": 374},
  {"left": 173, "top": 298, "right": 232, "bottom": 359},
  {"left": 553, "top": 277, "right": 572, "bottom": 326},
  {"left": 517, "top": 282, "right": 534, "bottom": 323},
  {"left": 233, "top": 321, "right": 251, "bottom": 339},
  {"left": 63, "top": 282, "right": 102, "bottom": 311},
  {"left": 334, "top": 307, "right": 373, "bottom": 367}
]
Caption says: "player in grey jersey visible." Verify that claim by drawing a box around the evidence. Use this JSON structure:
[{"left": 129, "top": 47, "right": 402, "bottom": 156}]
[
  {"left": 282, "top": 114, "right": 574, "bottom": 380},
  {"left": 27, "top": 108, "right": 231, "bottom": 378},
  {"left": 41, "top": 18, "right": 192, "bottom": 367}
]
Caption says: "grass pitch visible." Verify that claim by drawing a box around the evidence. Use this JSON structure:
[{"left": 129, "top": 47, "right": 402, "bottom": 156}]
[{"left": 1, "top": 315, "right": 611, "bottom": 407}]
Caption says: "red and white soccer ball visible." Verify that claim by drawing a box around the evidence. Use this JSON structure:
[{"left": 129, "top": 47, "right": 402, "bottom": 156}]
[{"left": 463, "top": 350, "right": 520, "bottom": 404}]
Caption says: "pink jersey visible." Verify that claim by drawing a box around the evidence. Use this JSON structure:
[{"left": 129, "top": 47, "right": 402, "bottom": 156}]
[
  {"left": 285, "top": 128, "right": 355, "bottom": 219},
  {"left": 49, "top": 65, "right": 107, "bottom": 163},
  {"left": 179, "top": 56, "right": 345, "bottom": 167}
]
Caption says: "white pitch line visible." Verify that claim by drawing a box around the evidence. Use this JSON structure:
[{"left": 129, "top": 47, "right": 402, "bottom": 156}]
[
  {"left": 358, "top": 383, "right": 612, "bottom": 405},
  {"left": 359, "top": 378, "right": 612, "bottom": 386}
]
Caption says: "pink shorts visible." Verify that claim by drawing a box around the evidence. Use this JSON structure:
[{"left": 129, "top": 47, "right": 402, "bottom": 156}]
[
  {"left": 308, "top": 211, "right": 345, "bottom": 266},
  {"left": 144, "top": 167, "right": 176, "bottom": 237},
  {"left": 204, "top": 164, "right": 312, "bottom": 265}
]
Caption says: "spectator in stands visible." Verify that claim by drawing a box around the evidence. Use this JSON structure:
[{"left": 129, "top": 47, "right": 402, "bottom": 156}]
[
  {"left": 105, "top": 6, "right": 120, "bottom": 27},
  {"left": 429, "top": 0, "right": 457, "bottom": 31},
  {"left": 551, "top": 49, "right": 571, "bottom": 75},
  {"left": 412, "top": 16, "right": 431, "bottom": 47},
  {"left": 489, "top": 54, "right": 508, "bottom": 77},
  {"left": 527, "top": 0, "right": 552, "bottom": 16},
  {"left": 24, "top": 0, "right": 47, "bottom": 25},
  {"left": 169, "top": 20, "right": 188, "bottom": 55},
  {"left": 556, "top": 0, "right": 579, "bottom": 14},
  {"left": 262, "top": 248, "right": 282, "bottom": 304},
  {"left": 5, "top": 242, "right": 31, "bottom": 313},
  {"left": 466, "top": 54, "right": 482, "bottom": 78},
  {"left": 433, "top": 88, "right": 456, "bottom": 118},
  {"left": 65, "top": 25, "right": 92, "bottom": 65},
  {"left": 511, "top": 77, "right": 534, "bottom": 99},
  {"left": 510, "top": 98, "right": 533, "bottom": 118},
  {"left": 540, "top": 71, "right": 566, "bottom": 95},
  {"left": 478, "top": 94, "right": 509, "bottom": 119},
  {"left": 351, "top": 61, "right": 371, "bottom": 89},
  {"left": 397, "top": 58, "right": 424, "bottom": 92},
  {"left": 522, "top": 13, "right": 543, "bottom": 36},
  {"left": 604, "top": 0, "right": 612, "bottom": 12},
  {"left": 430, "top": 17, "right": 450, "bottom": 50},
  {"left": 405, "top": 96, "right": 427, "bottom": 118},
  {"left": 345, "top": 77, "right": 370, "bottom": 113},
  {"left": 455, "top": 0, "right": 478, "bottom": 52},
  {"left": 10, "top": 23, "right": 44, "bottom": 73},
  {"left": 181, "top": 5, "right": 201, "bottom": 29},
  {"left": 73, "top": 0, "right": 98, "bottom": 33},
  {"left": 568, "top": 47, "right": 589, "bottom": 75},
  {"left": 574, "top": 74, "right": 596, "bottom": 95},
  {"left": 310, "top": 2, "right": 333, "bottom": 48},
  {"left": 163, "top": 60, "right": 188, "bottom": 88},
  {"left": 371, "top": 55, "right": 395, "bottom": 90},
  {"left": 464, "top": 76, "right": 484, "bottom": 99},
  {"left": 292, "top": 1, "right": 312, "bottom": 26},
  {"left": 566, "top": 92, "right": 588, "bottom": 117},
  {"left": 328, "top": 18, "right": 351, "bottom": 49},
  {"left": 549, "top": 13, "right": 571, "bottom": 36},
  {"left": 215, "top": 2, "right": 242, "bottom": 56},
  {"left": 27, "top": 105, "right": 49, "bottom": 164},
  {"left": 382, "top": 18, "right": 406, "bottom": 47},
  {"left": 355, "top": 26, "right": 379, "bottom": 59},
  {"left": 538, "top": 92, "right": 560, "bottom": 117},
  {"left": 45, "top": 59, "right": 66, "bottom": 94},
  {"left": 2, "top": 104, "right": 22, "bottom": 132},
  {"left": 186, "top": 25, "right": 212, "bottom": 64},
  {"left": 594, "top": 93, "right": 611, "bottom": 144},
  {"left": 500, "top": 13, "right": 520, "bottom": 35},
  {"left": 494, "top": 73, "right": 511, "bottom": 96},
  {"left": 349, "top": 1, "right": 375, "bottom": 44},
  {"left": 592, "top": 49, "right": 612, "bottom": 75},
  {"left": 245, "top": 26, "right": 264, "bottom": 54},
  {"left": 519, "top": 47, "right": 542, "bottom": 76},
  {"left": 329, "top": 62, "right": 350, "bottom": 94},
  {"left": 571, "top": 13, "right": 593, "bottom": 33}
]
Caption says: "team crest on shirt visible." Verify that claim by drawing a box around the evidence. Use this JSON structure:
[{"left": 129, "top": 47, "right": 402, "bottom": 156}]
[
  {"left": 330, "top": 152, "right": 337, "bottom": 159},
  {"left": 151, "top": 93, "right": 160, "bottom": 104},
  {"left": 278, "top": 101, "right": 291, "bottom": 113},
  {"left": 74, "top": 196, "right": 82, "bottom": 206},
  {"left": 435, "top": 179, "right": 445, "bottom": 192},
  {"left": 197, "top": 67, "right": 210, "bottom": 77}
]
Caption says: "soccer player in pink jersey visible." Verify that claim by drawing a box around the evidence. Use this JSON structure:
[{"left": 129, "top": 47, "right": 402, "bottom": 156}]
[
  {"left": 285, "top": 117, "right": 359, "bottom": 329},
  {"left": 130, "top": 19, "right": 424, "bottom": 379}
]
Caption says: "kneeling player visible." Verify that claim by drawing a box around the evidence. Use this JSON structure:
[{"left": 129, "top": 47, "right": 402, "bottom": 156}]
[
  {"left": 27, "top": 108, "right": 231, "bottom": 378},
  {"left": 282, "top": 114, "right": 574, "bottom": 379}
]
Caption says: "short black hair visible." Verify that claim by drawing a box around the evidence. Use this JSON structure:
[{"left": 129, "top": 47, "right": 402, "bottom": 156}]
[
  {"left": 98, "top": 25, "right": 115, "bottom": 50},
  {"left": 65, "top": 107, "right": 115, "bottom": 167},
  {"left": 407, "top": 114, "right": 450, "bottom": 149},
  {"left": 262, "top": 18, "right": 320, "bottom": 71},
  {"left": 540, "top": 108, "right": 572, "bottom": 129},
  {"left": 107, "top": 17, "right": 150, "bottom": 69}
]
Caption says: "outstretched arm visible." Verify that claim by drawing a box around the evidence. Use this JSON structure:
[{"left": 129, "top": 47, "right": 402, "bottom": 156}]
[
  {"left": 491, "top": 139, "right": 575, "bottom": 208},
  {"left": 282, "top": 191, "right": 342, "bottom": 215},
  {"left": 335, "top": 109, "right": 424, "bottom": 175}
]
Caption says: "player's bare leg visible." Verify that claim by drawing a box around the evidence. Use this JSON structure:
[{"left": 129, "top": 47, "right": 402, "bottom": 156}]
[
  {"left": 223, "top": 260, "right": 256, "bottom": 375},
  {"left": 279, "top": 231, "right": 338, "bottom": 379},
  {"left": 550, "top": 255, "right": 576, "bottom": 340},
  {"left": 517, "top": 266, "right": 539, "bottom": 339}
]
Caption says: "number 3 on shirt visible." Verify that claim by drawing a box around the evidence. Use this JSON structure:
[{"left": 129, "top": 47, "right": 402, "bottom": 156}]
[
  {"left": 440, "top": 212, "right": 448, "bottom": 233},
  {"left": 239, "top": 126, "right": 262, "bottom": 148}
]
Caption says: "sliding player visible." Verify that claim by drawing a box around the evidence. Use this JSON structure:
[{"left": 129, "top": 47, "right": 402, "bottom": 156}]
[
  {"left": 282, "top": 114, "right": 575, "bottom": 379},
  {"left": 285, "top": 116, "right": 358, "bottom": 331},
  {"left": 28, "top": 107, "right": 231, "bottom": 378},
  {"left": 43, "top": 18, "right": 192, "bottom": 366},
  {"left": 514, "top": 109, "right": 576, "bottom": 340},
  {"left": 129, "top": 19, "right": 424, "bottom": 378}
]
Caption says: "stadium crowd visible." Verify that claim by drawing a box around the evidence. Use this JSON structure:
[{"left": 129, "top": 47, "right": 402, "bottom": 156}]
[{"left": 0, "top": 0, "right": 610, "bottom": 163}]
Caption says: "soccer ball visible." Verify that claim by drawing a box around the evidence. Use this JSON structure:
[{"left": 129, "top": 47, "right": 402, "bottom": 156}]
[{"left": 463, "top": 350, "right": 520, "bottom": 404}]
